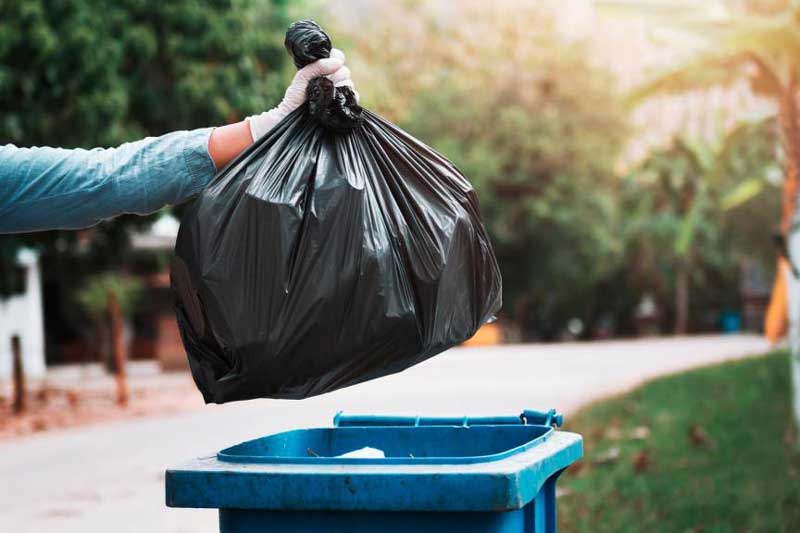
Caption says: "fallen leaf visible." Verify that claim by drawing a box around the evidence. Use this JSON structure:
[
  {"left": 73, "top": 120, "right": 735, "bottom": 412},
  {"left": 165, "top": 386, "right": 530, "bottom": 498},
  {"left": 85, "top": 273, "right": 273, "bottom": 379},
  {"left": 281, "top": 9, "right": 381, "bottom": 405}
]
[
  {"left": 36, "top": 387, "right": 52, "bottom": 404},
  {"left": 66, "top": 390, "right": 80, "bottom": 408},
  {"left": 784, "top": 427, "right": 796, "bottom": 447},
  {"left": 555, "top": 486, "right": 572, "bottom": 498},
  {"left": 593, "top": 446, "right": 620, "bottom": 465},
  {"left": 632, "top": 450, "right": 650, "bottom": 473},
  {"left": 630, "top": 426, "right": 650, "bottom": 440},
  {"left": 688, "top": 424, "right": 715, "bottom": 449}
]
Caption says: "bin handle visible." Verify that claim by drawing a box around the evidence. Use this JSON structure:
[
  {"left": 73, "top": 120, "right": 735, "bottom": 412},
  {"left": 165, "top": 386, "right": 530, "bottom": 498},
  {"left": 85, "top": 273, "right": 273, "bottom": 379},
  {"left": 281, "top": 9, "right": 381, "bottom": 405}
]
[
  {"left": 333, "top": 409, "right": 563, "bottom": 428},
  {"left": 522, "top": 408, "right": 564, "bottom": 427}
]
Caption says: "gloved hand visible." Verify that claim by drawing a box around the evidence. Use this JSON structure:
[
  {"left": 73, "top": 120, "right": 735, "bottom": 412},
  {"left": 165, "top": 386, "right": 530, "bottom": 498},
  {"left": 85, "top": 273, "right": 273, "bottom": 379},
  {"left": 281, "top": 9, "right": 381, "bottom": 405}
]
[{"left": 246, "top": 48, "right": 357, "bottom": 141}]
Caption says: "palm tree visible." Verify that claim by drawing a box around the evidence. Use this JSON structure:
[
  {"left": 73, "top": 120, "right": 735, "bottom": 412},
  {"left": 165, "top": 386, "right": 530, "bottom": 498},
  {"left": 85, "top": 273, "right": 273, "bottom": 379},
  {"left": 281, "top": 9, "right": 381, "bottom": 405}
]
[
  {"left": 629, "top": 121, "right": 777, "bottom": 334},
  {"left": 626, "top": 4, "right": 799, "bottom": 231},
  {"left": 603, "top": 0, "right": 800, "bottom": 425}
]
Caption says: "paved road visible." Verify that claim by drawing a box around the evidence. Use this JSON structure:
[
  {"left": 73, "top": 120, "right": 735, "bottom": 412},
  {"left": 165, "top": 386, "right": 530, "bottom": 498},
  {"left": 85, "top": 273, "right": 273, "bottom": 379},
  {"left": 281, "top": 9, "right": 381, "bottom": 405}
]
[{"left": 0, "top": 334, "right": 770, "bottom": 532}]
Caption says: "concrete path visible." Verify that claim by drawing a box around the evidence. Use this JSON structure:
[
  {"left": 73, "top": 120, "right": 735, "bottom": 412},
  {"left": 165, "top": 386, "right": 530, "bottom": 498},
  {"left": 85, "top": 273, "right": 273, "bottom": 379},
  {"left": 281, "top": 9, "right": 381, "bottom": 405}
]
[{"left": 0, "top": 334, "right": 771, "bottom": 532}]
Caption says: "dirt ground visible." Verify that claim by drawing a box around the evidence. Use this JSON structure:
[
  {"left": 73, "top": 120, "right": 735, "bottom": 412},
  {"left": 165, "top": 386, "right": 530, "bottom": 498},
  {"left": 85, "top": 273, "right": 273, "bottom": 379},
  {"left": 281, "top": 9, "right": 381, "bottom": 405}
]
[{"left": 0, "top": 362, "right": 203, "bottom": 440}]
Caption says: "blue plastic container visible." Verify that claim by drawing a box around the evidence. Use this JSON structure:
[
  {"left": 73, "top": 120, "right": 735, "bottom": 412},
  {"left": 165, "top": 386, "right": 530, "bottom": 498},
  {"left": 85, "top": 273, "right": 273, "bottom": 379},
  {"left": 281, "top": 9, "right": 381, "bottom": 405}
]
[
  {"left": 166, "top": 409, "right": 583, "bottom": 532},
  {"left": 720, "top": 310, "right": 742, "bottom": 333}
]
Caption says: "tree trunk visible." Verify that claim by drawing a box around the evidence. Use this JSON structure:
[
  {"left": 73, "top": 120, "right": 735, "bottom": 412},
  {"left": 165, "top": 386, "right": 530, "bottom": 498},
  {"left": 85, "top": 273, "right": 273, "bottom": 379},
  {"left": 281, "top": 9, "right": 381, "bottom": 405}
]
[
  {"left": 779, "top": 75, "right": 800, "bottom": 429},
  {"left": 674, "top": 264, "right": 690, "bottom": 335},
  {"left": 11, "top": 335, "right": 25, "bottom": 414},
  {"left": 96, "top": 317, "right": 114, "bottom": 373},
  {"left": 780, "top": 77, "right": 800, "bottom": 235},
  {"left": 108, "top": 291, "right": 129, "bottom": 407}
]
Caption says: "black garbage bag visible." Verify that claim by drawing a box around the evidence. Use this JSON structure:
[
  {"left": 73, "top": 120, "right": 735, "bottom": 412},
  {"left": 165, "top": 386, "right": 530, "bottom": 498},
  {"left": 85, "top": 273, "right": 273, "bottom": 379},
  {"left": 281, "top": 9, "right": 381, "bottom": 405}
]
[{"left": 171, "top": 21, "right": 502, "bottom": 403}]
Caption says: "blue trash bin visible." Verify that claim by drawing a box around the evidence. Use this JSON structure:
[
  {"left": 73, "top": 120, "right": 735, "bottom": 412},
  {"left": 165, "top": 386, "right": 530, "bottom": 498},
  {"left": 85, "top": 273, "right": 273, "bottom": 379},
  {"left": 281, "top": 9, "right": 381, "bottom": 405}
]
[{"left": 166, "top": 408, "right": 583, "bottom": 532}]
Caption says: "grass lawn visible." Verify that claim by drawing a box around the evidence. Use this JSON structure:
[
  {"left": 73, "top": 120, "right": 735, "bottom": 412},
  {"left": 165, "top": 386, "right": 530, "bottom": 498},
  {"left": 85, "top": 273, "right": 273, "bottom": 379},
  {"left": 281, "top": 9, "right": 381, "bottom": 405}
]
[{"left": 557, "top": 351, "right": 800, "bottom": 532}]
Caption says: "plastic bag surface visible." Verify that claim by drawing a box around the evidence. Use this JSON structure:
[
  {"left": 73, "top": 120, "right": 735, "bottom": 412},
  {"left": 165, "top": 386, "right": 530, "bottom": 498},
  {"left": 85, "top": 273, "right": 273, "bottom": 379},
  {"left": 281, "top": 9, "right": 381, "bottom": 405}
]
[{"left": 171, "top": 21, "right": 502, "bottom": 403}]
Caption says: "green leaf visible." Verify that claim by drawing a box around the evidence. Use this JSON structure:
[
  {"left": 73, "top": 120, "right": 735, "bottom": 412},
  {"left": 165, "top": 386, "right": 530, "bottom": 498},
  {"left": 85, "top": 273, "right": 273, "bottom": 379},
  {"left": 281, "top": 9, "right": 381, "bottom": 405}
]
[
  {"left": 720, "top": 178, "right": 765, "bottom": 210},
  {"left": 76, "top": 273, "right": 143, "bottom": 318},
  {"left": 675, "top": 185, "right": 706, "bottom": 258}
]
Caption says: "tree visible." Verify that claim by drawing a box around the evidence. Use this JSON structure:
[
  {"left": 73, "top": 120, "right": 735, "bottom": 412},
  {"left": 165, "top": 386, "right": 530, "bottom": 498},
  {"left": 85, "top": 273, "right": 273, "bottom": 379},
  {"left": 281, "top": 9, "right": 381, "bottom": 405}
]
[
  {"left": 342, "top": 1, "right": 629, "bottom": 339},
  {"left": 611, "top": 0, "right": 800, "bottom": 425},
  {"left": 77, "top": 273, "right": 142, "bottom": 405},
  {"left": 0, "top": 0, "right": 293, "bottom": 297},
  {"left": 0, "top": 1, "right": 297, "bottom": 368},
  {"left": 624, "top": 119, "right": 781, "bottom": 333},
  {"left": 0, "top": 0, "right": 292, "bottom": 147}
]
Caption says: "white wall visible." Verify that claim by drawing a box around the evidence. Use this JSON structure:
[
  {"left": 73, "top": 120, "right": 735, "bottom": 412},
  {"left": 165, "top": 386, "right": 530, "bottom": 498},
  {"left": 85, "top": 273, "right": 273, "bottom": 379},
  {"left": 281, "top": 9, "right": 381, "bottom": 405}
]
[{"left": 0, "top": 249, "right": 46, "bottom": 381}]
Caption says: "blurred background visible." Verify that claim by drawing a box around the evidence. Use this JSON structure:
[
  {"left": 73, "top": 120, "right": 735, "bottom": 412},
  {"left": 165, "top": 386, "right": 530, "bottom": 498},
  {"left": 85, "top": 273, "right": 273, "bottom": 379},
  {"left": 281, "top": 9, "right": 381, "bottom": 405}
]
[{"left": 0, "top": 0, "right": 798, "bottom": 532}]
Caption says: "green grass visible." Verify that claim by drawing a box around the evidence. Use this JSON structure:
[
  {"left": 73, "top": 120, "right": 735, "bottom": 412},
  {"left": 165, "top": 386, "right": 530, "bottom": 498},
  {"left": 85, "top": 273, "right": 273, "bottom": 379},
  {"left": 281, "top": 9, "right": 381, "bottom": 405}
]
[{"left": 558, "top": 351, "right": 800, "bottom": 533}]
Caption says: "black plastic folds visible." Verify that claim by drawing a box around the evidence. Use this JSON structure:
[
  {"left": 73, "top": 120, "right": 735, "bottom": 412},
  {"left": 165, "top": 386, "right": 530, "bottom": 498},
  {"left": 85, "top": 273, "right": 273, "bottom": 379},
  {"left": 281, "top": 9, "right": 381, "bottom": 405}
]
[{"left": 171, "top": 21, "right": 502, "bottom": 403}]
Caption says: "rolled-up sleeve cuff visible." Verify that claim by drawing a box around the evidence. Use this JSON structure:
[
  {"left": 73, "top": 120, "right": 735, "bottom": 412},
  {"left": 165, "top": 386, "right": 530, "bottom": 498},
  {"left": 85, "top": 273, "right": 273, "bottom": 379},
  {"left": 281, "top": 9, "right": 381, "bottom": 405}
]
[{"left": 182, "top": 127, "right": 217, "bottom": 196}]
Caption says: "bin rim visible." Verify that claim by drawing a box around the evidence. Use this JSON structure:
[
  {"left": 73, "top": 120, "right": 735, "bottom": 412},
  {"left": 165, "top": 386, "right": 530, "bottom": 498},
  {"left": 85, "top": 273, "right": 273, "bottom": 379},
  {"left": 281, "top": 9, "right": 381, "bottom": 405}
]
[
  {"left": 216, "top": 408, "right": 564, "bottom": 465},
  {"left": 217, "top": 424, "right": 552, "bottom": 465},
  {"left": 166, "top": 418, "right": 584, "bottom": 512}
]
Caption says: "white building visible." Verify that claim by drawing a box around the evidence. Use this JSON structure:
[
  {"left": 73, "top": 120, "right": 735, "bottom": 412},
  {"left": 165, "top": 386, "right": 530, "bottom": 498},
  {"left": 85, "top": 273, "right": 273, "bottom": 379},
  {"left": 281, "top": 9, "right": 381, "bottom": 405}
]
[{"left": 0, "top": 249, "right": 46, "bottom": 383}]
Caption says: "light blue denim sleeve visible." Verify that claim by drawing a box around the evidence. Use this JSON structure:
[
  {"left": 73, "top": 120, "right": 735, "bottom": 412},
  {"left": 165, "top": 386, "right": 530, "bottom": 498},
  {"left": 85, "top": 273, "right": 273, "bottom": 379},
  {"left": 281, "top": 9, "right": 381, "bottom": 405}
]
[{"left": 0, "top": 128, "right": 216, "bottom": 233}]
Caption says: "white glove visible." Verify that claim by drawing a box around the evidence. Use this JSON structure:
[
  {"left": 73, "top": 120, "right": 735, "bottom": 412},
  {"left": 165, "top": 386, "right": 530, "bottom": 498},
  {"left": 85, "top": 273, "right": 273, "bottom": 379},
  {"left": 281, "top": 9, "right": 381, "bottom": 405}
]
[{"left": 247, "top": 48, "right": 357, "bottom": 141}]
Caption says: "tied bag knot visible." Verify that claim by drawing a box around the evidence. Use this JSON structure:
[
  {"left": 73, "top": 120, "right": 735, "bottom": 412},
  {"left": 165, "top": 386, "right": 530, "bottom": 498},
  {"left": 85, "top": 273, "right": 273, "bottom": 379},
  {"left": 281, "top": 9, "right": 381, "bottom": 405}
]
[{"left": 286, "top": 20, "right": 363, "bottom": 133}]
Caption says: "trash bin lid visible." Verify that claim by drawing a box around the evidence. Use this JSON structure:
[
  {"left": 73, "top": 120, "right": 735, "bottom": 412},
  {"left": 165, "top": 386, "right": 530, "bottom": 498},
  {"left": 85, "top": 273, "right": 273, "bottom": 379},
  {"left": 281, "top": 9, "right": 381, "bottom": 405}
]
[{"left": 166, "top": 409, "right": 583, "bottom": 512}]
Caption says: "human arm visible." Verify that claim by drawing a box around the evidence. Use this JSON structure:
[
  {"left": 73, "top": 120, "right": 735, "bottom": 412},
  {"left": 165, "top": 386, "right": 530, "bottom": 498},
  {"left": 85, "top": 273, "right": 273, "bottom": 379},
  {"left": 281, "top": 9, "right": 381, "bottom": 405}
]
[
  {"left": 0, "top": 52, "right": 353, "bottom": 234},
  {"left": 0, "top": 128, "right": 215, "bottom": 233}
]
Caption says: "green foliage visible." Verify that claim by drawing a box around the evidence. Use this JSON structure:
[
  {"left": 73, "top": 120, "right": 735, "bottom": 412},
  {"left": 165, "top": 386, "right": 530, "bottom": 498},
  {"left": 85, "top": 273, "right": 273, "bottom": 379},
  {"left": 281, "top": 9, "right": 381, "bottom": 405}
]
[
  {"left": 0, "top": 0, "right": 786, "bottom": 339},
  {"left": 346, "top": 4, "right": 629, "bottom": 338},
  {"left": 621, "top": 120, "right": 781, "bottom": 327},
  {"left": 76, "top": 273, "right": 143, "bottom": 319},
  {"left": 0, "top": 0, "right": 291, "bottom": 147},
  {"left": 720, "top": 177, "right": 765, "bottom": 210},
  {"left": 342, "top": 1, "right": 786, "bottom": 336},
  {"left": 0, "top": 0, "right": 293, "bottom": 296},
  {"left": 344, "top": 2, "right": 796, "bottom": 335},
  {"left": 606, "top": 1, "right": 798, "bottom": 300},
  {"left": 559, "top": 351, "right": 800, "bottom": 531}
]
